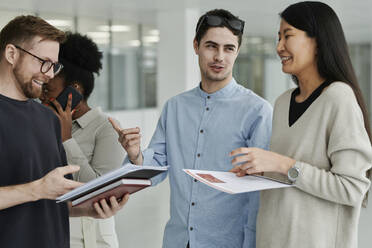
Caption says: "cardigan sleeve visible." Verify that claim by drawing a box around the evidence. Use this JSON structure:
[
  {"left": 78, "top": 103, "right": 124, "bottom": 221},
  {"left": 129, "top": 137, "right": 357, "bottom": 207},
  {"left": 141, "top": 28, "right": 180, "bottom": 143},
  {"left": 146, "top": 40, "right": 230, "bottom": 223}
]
[{"left": 294, "top": 84, "right": 371, "bottom": 207}]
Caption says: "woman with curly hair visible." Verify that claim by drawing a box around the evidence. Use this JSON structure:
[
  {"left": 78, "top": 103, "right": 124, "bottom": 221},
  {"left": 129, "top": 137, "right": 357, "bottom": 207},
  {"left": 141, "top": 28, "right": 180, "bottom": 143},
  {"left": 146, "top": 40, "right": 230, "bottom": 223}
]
[{"left": 40, "top": 32, "right": 126, "bottom": 248}]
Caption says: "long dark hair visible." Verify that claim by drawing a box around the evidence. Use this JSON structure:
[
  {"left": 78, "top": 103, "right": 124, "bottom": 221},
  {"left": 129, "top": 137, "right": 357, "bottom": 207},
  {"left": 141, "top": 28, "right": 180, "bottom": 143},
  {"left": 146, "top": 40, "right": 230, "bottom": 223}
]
[{"left": 281, "top": 1, "right": 371, "bottom": 205}]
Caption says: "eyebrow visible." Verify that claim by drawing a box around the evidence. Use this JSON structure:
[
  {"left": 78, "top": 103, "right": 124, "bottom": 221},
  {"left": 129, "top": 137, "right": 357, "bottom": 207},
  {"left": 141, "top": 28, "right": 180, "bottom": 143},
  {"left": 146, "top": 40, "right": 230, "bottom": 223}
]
[
  {"left": 29, "top": 51, "right": 56, "bottom": 63},
  {"left": 278, "top": 28, "right": 293, "bottom": 35},
  {"left": 28, "top": 42, "right": 57, "bottom": 63},
  {"left": 204, "top": 40, "right": 237, "bottom": 49},
  {"left": 41, "top": 55, "right": 56, "bottom": 63}
]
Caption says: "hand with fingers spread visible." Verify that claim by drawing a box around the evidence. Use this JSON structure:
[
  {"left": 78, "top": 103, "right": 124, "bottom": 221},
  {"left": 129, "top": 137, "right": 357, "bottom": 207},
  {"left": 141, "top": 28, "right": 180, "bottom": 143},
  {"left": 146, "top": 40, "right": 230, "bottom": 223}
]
[
  {"left": 108, "top": 118, "right": 143, "bottom": 165},
  {"left": 35, "top": 165, "right": 83, "bottom": 200},
  {"left": 70, "top": 194, "right": 130, "bottom": 219},
  {"left": 49, "top": 93, "right": 74, "bottom": 142},
  {"left": 229, "top": 147, "right": 296, "bottom": 177}
]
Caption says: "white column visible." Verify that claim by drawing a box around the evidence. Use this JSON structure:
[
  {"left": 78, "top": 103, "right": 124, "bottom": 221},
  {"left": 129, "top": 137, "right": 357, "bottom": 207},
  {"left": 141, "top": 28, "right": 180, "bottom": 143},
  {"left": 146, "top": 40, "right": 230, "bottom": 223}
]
[
  {"left": 157, "top": 8, "right": 201, "bottom": 109},
  {"left": 263, "top": 58, "right": 289, "bottom": 106},
  {"left": 370, "top": 42, "right": 372, "bottom": 123}
]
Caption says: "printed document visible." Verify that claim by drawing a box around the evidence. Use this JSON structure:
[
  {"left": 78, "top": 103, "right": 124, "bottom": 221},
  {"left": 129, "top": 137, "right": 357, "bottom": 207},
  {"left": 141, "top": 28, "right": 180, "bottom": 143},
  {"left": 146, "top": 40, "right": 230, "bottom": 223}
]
[{"left": 183, "top": 169, "right": 292, "bottom": 194}]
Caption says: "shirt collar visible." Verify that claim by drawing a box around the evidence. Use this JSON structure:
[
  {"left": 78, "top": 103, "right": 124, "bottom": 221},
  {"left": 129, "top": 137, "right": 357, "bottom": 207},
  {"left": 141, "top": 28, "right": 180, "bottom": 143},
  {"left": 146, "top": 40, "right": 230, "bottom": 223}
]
[
  {"left": 74, "top": 107, "right": 101, "bottom": 129},
  {"left": 197, "top": 78, "right": 238, "bottom": 99}
]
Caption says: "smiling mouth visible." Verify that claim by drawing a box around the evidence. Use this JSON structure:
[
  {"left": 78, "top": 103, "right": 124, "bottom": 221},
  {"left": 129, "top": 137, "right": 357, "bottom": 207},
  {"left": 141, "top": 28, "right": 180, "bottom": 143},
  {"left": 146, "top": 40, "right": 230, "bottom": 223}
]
[
  {"left": 32, "top": 79, "right": 44, "bottom": 88},
  {"left": 280, "top": 56, "right": 292, "bottom": 64}
]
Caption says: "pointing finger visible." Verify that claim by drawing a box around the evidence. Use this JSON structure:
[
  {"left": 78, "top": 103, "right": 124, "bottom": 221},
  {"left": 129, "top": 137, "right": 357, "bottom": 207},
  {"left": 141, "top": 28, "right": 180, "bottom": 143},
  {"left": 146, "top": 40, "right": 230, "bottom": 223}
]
[
  {"left": 66, "top": 93, "right": 72, "bottom": 112},
  {"left": 108, "top": 118, "right": 122, "bottom": 133}
]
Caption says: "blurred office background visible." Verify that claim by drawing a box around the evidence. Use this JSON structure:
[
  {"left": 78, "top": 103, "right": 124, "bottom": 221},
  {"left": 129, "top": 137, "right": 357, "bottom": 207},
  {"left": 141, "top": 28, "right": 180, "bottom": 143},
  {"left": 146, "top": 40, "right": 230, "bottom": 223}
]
[{"left": 0, "top": 0, "right": 371, "bottom": 247}]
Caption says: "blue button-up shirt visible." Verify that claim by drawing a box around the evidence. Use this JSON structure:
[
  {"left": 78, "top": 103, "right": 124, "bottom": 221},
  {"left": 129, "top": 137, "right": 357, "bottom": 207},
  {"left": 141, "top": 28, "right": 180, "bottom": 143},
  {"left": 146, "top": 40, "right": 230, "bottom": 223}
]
[{"left": 136, "top": 79, "right": 272, "bottom": 248}]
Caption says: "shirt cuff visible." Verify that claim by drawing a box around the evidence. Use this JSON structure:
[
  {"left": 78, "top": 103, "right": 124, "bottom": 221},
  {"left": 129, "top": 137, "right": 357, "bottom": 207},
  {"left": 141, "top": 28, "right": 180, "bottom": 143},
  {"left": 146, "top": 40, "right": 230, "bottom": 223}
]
[
  {"left": 142, "top": 149, "right": 155, "bottom": 166},
  {"left": 121, "top": 148, "right": 155, "bottom": 166}
]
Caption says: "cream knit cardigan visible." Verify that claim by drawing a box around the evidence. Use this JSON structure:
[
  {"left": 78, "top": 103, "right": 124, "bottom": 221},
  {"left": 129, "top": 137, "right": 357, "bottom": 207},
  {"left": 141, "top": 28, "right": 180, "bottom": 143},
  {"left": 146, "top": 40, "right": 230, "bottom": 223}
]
[{"left": 257, "top": 82, "right": 371, "bottom": 248}]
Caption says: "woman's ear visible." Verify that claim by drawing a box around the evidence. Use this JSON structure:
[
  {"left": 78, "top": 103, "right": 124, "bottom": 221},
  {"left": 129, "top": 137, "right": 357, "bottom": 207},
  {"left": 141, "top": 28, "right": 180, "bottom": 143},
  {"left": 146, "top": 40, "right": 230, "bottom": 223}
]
[{"left": 73, "top": 83, "right": 84, "bottom": 95}]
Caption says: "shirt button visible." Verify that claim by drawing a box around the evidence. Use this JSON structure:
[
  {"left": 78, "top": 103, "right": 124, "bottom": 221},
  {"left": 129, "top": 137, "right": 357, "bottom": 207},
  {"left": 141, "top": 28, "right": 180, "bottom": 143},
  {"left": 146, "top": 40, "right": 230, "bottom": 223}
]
[
  {"left": 194, "top": 179, "right": 197, "bottom": 182},
  {"left": 200, "top": 129, "right": 204, "bottom": 133},
  {"left": 191, "top": 202, "right": 195, "bottom": 206},
  {"left": 190, "top": 227, "right": 193, "bottom": 231},
  {"left": 197, "top": 153, "right": 201, "bottom": 157},
  {"left": 206, "top": 107, "right": 209, "bottom": 111},
  {"left": 207, "top": 96, "right": 211, "bottom": 99}
]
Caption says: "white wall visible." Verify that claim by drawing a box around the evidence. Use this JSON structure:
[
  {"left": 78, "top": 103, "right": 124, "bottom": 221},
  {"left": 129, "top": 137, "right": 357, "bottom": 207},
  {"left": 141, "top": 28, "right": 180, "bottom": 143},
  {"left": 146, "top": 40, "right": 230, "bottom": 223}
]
[
  {"left": 156, "top": 8, "right": 200, "bottom": 109},
  {"left": 264, "top": 58, "right": 293, "bottom": 106}
]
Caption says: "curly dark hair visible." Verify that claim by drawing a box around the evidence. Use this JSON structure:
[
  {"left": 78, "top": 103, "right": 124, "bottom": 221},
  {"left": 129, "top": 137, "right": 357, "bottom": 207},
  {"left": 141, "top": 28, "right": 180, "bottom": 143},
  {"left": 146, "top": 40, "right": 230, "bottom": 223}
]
[{"left": 58, "top": 32, "right": 102, "bottom": 100}]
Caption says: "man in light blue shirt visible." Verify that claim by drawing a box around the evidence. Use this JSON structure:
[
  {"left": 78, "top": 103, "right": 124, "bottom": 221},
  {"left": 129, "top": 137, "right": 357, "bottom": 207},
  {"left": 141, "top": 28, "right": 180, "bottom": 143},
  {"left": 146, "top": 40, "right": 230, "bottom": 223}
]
[{"left": 111, "top": 9, "right": 272, "bottom": 248}]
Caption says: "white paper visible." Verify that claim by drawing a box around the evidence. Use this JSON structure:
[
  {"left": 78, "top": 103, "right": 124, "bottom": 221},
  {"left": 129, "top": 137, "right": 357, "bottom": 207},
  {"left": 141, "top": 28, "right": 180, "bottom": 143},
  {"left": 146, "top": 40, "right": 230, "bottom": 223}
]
[{"left": 183, "top": 169, "right": 292, "bottom": 194}]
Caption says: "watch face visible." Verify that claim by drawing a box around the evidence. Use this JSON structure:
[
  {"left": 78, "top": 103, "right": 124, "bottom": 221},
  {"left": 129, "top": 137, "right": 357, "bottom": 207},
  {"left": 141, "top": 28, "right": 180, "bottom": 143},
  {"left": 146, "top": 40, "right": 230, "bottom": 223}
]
[{"left": 289, "top": 167, "right": 299, "bottom": 179}]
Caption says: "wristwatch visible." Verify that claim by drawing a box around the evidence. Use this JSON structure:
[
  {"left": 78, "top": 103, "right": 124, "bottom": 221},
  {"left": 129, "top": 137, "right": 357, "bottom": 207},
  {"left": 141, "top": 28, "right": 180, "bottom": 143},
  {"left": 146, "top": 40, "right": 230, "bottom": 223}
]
[{"left": 287, "top": 165, "right": 300, "bottom": 183}]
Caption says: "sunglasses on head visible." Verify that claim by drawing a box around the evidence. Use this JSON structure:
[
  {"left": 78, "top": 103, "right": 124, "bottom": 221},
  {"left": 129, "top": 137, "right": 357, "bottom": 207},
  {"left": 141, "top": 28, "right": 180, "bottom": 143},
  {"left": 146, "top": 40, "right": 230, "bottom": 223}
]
[{"left": 196, "top": 15, "right": 245, "bottom": 35}]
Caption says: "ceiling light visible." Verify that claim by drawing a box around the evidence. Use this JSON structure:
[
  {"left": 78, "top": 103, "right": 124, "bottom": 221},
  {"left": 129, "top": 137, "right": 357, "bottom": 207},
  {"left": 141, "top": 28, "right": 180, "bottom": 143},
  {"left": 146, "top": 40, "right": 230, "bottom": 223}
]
[
  {"left": 98, "top": 25, "right": 131, "bottom": 32},
  {"left": 92, "top": 38, "right": 109, "bottom": 45},
  {"left": 46, "top": 19, "right": 72, "bottom": 27},
  {"left": 148, "top": 29, "right": 160, "bottom": 36},
  {"left": 87, "top": 32, "right": 110, "bottom": 39},
  {"left": 128, "top": 40, "right": 141, "bottom": 47},
  {"left": 143, "top": 36, "right": 160, "bottom": 43}
]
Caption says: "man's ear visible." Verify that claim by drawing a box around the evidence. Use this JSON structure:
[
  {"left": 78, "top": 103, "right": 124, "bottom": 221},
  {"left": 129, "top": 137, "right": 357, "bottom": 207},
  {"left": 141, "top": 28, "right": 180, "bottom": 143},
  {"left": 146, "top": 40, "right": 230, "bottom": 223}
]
[
  {"left": 193, "top": 39, "right": 199, "bottom": 55},
  {"left": 4, "top": 44, "right": 18, "bottom": 65}
]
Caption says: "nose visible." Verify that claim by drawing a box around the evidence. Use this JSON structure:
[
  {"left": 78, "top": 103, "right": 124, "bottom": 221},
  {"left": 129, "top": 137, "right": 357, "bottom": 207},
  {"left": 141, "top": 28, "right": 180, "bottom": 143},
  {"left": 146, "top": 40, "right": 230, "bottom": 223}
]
[
  {"left": 44, "top": 67, "right": 55, "bottom": 79},
  {"left": 214, "top": 47, "right": 224, "bottom": 62},
  {"left": 276, "top": 38, "right": 284, "bottom": 55}
]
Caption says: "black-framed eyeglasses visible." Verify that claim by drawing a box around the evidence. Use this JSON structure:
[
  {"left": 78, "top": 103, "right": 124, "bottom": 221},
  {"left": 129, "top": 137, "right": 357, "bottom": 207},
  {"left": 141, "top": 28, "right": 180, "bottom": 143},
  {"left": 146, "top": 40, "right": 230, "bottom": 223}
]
[
  {"left": 196, "top": 15, "right": 245, "bottom": 36},
  {"left": 14, "top": 45, "right": 63, "bottom": 76}
]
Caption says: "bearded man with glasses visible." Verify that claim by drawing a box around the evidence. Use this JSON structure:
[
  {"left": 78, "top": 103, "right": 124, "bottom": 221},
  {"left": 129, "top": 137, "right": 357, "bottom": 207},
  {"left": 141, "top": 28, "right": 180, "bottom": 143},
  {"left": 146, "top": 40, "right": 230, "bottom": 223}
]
[
  {"left": 0, "top": 15, "right": 128, "bottom": 248},
  {"left": 110, "top": 9, "right": 272, "bottom": 248}
]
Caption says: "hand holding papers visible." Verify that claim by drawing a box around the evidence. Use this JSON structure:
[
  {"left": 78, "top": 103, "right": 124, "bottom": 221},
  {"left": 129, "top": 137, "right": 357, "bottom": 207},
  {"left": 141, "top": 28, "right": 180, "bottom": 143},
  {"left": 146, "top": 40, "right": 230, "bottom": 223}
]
[
  {"left": 183, "top": 169, "right": 292, "bottom": 194},
  {"left": 57, "top": 164, "right": 168, "bottom": 207}
]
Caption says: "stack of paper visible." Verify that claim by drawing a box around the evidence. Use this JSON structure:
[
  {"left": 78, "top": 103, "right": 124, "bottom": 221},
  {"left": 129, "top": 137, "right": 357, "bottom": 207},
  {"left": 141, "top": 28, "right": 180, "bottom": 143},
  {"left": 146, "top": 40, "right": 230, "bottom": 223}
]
[{"left": 57, "top": 164, "right": 168, "bottom": 206}]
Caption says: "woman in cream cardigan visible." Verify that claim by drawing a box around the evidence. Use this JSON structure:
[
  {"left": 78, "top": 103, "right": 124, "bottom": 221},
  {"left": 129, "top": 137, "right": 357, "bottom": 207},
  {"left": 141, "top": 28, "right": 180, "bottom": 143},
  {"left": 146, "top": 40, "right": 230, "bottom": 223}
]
[{"left": 230, "top": 2, "right": 371, "bottom": 248}]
